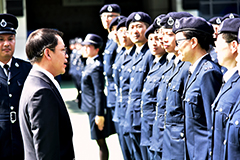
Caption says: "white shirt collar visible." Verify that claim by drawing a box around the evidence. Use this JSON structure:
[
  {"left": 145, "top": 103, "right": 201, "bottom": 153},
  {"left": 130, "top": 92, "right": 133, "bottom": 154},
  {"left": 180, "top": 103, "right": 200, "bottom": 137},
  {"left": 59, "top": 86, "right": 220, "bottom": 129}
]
[
  {"left": 0, "top": 58, "right": 12, "bottom": 76},
  {"left": 166, "top": 53, "right": 175, "bottom": 63},
  {"left": 0, "top": 58, "right": 12, "bottom": 68},
  {"left": 117, "top": 46, "right": 123, "bottom": 54},
  {"left": 135, "top": 44, "right": 144, "bottom": 55},
  {"left": 189, "top": 54, "right": 208, "bottom": 74},
  {"left": 86, "top": 55, "right": 99, "bottom": 65},
  {"left": 125, "top": 46, "right": 134, "bottom": 55},
  {"left": 223, "top": 67, "right": 238, "bottom": 83},
  {"left": 33, "top": 64, "right": 61, "bottom": 92}
]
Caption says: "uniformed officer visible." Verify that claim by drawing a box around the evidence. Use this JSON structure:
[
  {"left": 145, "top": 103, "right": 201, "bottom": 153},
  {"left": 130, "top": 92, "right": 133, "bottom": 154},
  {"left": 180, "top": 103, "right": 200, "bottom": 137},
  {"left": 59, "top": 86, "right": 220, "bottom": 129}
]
[
  {"left": 99, "top": 4, "right": 121, "bottom": 136},
  {"left": 172, "top": 16, "right": 223, "bottom": 160},
  {"left": 208, "top": 16, "right": 222, "bottom": 65},
  {"left": 140, "top": 23, "right": 167, "bottom": 159},
  {"left": 157, "top": 12, "right": 192, "bottom": 160},
  {"left": 149, "top": 12, "right": 192, "bottom": 160},
  {"left": 109, "top": 15, "right": 126, "bottom": 133},
  {"left": 116, "top": 17, "right": 136, "bottom": 160},
  {"left": 81, "top": 33, "right": 109, "bottom": 160},
  {"left": 223, "top": 29, "right": 240, "bottom": 159},
  {"left": 109, "top": 15, "right": 128, "bottom": 159},
  {"left": 124, "top": 11, "right": 153, "bottom": 160},
  {"left": 68, "top": 37, "right": 85, "bottom": 107},
  {"left": 209, "top": 16, "right": 222, "bottom": 39},
  {"left": 0, "top": 13, "right": 32, "bottom": 160},
  {"left": 211, "top": 18, "right": 240, "bottom": 160}
]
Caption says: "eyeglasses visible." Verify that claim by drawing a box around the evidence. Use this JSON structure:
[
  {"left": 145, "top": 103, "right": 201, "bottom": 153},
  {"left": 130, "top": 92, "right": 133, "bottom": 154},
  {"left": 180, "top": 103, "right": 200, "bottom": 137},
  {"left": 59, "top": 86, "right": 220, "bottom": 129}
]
[{"left": 175, "top": 38, "right": 190, "bottom": 46}]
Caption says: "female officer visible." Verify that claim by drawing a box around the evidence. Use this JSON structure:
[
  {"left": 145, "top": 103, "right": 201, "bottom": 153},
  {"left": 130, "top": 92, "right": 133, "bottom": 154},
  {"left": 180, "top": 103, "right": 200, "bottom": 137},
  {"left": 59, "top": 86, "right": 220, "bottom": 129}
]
[
  {"left": 172, "top": 17, "right": 223, "bottom": 160},
  {"left": 81, "top": 33, "right": 109, "bottom": 160}
]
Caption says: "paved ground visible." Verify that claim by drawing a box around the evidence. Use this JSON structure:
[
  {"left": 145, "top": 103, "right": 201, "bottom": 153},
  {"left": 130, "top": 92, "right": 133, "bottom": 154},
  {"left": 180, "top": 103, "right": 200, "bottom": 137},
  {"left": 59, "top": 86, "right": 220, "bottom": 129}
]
[{"left": 60, "top": 80, "right": 124, "bottom": 160}]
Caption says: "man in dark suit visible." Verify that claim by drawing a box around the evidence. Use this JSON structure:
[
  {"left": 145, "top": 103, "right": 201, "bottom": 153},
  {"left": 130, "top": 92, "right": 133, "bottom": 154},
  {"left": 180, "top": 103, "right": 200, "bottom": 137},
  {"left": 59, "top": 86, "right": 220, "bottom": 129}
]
[
  {"left": 0, "top": 13, "right": 32, "bottom": 160},
  {"left": 19, "top": 28, "right": 75, "bottom": 160}
]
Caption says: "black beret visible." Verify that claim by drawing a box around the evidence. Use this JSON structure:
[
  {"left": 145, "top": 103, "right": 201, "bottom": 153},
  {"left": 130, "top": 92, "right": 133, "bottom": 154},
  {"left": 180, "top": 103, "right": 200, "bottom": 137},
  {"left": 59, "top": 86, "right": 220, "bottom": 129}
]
[
  {"left": 160, "top": 12, "right": 193, "bottom": 29},
  {"left": 109, "top": 16, "right": 126, "bottom": 31},
  {"left": 208, "top": 16, "right": 222, "bottom": 25},
  {"left": 0, "top": 13, "right": 18, "bottom": 34},
  {"left": 218, "top": 18, "right": 240, "bottom": 34},
  {"left": 116, "top": 17, "right": 127, "bottom": 30},
  {"left": 82, "top": 33, "right": 103, "bottom": 48},
  {"left": 99, "top": 4, "right": 121, "bottom": 15},
  {"left": 144, "top": 24, "right": 156, "bottom": 39},
  {"left": 152, "top": 14, "right": 166, "bottom": 29},
  {"left": 172, "top": 16, "right": 214, "bottom": 35},
  {"left": 222, "top": 13, "right": 239, "bottom": 21},
  {"left": 125, "top": 12, "right": 152, "bottom": 28}
]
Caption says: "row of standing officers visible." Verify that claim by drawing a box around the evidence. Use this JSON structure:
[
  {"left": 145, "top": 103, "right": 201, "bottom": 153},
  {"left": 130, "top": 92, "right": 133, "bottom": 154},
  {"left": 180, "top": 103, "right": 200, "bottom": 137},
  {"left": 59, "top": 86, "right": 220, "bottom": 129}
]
[
  {"left": 69, "top": 3, "right": 240, "bottom": 160},
  {"left": 1, "top": 3, "right": 240, "bottom": 160}
]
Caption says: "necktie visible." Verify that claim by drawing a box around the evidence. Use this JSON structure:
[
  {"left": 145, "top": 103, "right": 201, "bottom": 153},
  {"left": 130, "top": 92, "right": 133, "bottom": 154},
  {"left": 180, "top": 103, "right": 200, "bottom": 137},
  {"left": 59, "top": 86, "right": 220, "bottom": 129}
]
[
  {"left": 3, "top": 64, "right": 9, "bottom": 76},
  {"left": 151, "top": 61, "right": 156, "bottom": 69}
]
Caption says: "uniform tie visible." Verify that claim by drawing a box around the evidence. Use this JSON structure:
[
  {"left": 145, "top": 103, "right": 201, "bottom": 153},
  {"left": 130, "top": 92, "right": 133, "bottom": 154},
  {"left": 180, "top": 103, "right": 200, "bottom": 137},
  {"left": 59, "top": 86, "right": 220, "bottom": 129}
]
[{"left": 3, "top": 64, "right": 9, "bottom": 76}]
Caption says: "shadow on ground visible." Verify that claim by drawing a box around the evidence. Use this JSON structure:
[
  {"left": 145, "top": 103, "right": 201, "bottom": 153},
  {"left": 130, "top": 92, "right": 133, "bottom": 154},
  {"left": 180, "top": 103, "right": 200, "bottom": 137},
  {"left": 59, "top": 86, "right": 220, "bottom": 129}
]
[{"left": 65, "top": 100, "right": 86, "bottom": 114}]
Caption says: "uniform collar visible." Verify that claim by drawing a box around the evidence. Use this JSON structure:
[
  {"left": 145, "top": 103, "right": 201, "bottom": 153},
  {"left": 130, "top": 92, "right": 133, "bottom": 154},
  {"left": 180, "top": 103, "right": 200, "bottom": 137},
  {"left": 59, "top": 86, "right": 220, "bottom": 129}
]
[
  {"left": 189, "top": 53, "right": 208, "bottom": 74},
  {"left": 223, "top": 66, "right": 238, "bottom": 83}
]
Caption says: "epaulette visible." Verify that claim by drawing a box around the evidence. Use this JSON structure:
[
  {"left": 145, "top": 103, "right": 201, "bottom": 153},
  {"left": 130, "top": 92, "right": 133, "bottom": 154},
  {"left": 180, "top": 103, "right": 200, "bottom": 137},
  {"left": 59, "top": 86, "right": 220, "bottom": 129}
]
[
  {"left": 203, "top": 62, "right": 214, "bottom": 71},
  {"left": 95, "top": 60, "right": 100, "bottom": 66}
]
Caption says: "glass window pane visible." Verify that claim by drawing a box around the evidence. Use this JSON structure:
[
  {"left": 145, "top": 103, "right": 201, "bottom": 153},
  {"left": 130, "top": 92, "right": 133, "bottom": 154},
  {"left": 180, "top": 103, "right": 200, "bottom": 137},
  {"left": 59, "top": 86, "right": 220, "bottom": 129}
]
[{"left": 213, "top": 3, "right": 238, "bottom": 15}]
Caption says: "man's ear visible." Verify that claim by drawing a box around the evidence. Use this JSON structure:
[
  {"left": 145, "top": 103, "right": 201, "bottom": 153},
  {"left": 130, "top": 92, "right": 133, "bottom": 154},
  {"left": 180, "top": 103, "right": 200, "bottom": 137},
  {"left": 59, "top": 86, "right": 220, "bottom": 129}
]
[
  {"left": 230, "top": 40, "right": 238, "bottom": 54},
  {"left": 43, "top": 48, "right": 52, "bottom": 60},
  {"left": 191, "top": 37, "right": 198, "bottom": 49}
]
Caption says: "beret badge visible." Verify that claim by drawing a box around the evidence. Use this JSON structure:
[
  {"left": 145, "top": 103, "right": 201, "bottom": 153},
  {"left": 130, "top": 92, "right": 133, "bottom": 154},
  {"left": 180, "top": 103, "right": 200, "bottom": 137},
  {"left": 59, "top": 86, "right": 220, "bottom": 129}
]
[
  {"left": 0, "top": 19, "right": 7, "bottom": 28},
  {"left": 229, "top": 13, "right": 234, "bottom": 19},
  {"left": 216, "top": 18, "right": 221, "bottom": 24},
  {"left": 167, "top": 17, "right": 174, "bottom": 26},
  {"left": 175, "top": 19, "right": 180, "bottom": 29},
  {"left": 134, "top": 13, "right": 141, "bottom": 21},
  {"left": 156, "top": 17, "right": 161, "bottom": 26},
  {"left": 107, "top": 5, "right": 113, "bottom": 12}
]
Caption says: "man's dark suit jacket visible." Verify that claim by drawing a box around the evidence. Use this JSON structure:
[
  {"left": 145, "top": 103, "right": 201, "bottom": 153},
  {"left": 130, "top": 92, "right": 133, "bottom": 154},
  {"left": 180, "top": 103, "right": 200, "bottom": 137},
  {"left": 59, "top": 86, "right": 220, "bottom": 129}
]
[{"left": 19, "top": 67, "right": 75, "bottom": 160}]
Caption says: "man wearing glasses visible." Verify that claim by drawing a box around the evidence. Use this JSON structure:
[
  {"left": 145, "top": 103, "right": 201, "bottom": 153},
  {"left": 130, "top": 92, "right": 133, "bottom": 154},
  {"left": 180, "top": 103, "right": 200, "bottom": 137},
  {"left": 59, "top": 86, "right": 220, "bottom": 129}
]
[
  {"left": 99, "top": 4, "right": 121, "bottom": 137},
  {"left": 19, "top": 28, "right": 75, "bottom": 160}
]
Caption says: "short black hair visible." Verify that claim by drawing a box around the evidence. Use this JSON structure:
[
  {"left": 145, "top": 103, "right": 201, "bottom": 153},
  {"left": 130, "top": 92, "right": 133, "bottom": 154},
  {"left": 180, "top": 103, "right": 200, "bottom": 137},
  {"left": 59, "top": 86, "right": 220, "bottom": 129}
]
[
  {"left": 26, "top": 28, "right": 63, "bottom": 63},
  {"left": 183, "top": 30, "right": 214, "bottom": 51}
]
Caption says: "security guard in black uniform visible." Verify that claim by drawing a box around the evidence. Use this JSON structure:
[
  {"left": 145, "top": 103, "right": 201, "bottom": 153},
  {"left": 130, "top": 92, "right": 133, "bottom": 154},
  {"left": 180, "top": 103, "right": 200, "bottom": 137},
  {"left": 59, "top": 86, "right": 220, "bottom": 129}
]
[{"left": 0, "top": 13, "right": 32, "bottom": 160}]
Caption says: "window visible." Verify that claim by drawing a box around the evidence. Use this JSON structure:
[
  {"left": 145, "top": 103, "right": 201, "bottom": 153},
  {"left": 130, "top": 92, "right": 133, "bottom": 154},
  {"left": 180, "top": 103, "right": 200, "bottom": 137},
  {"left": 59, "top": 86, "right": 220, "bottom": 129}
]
[
  {"left": 198, "top": 0, "right": 240, "bottom": 20},
  {"left": 62, "top": 0, "right": 104, "bottom": 6}
]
